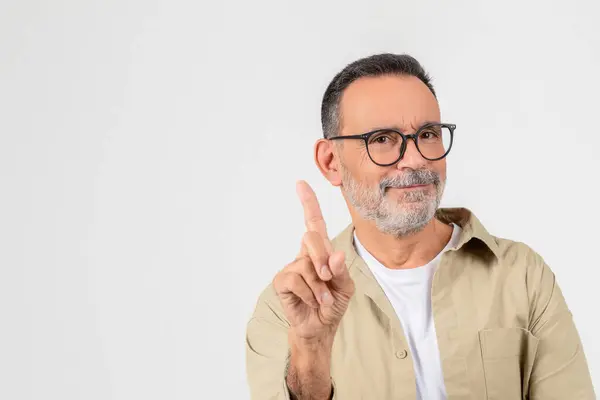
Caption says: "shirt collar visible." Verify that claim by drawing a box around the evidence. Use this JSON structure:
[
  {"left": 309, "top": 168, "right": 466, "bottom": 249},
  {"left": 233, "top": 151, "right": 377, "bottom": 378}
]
[
  {"left": 331, "top": 207, "right": 501, "bottom": 275},
  {"left": 434, "top": 207, "right": 500, "bottom": 259}
]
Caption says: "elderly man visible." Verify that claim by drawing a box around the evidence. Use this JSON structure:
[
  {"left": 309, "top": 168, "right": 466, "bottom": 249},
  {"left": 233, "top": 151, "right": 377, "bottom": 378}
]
[{"left": 245, "top": 53, "right": 595, "bottom": 399}]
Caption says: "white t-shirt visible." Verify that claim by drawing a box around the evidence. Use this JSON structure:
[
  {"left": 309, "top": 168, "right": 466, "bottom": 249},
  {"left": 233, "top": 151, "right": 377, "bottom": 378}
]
[{"left": 353, "top": 223, "right": 461, "bottom": 400}]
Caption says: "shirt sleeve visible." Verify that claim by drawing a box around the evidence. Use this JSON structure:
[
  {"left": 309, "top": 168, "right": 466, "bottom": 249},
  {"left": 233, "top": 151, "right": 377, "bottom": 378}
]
[
  {"left": 245, "top": 285, "right": 337, "bottom": 400},
  {"left": 245, "top": 284, "right": 292, "bottom": 400},
  {"left": 527, "top": 253, "right": 596, "bottom": 399}
]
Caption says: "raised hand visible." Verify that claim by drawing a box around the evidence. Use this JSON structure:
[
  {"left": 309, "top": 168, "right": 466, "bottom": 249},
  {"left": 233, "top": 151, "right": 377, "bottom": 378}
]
[{"left": 273, "top": 180, "right": 355, "bottom": 342}]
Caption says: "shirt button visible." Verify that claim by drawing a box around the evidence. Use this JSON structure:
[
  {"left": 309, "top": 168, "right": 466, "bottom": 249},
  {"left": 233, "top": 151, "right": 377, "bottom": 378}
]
[{"left": 395, "top": 349, "right": 408, "bottom": 359}]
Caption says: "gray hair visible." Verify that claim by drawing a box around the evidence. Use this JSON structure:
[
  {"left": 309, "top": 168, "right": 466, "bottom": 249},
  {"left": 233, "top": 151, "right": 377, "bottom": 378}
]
[{"left": 320, "top": 53, "right": 436, "bottom": 139}]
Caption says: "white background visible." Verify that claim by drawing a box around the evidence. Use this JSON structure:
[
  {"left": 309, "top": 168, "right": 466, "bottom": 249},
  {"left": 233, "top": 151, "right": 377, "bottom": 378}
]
[{"left": 1, "top": 0, "right": 599, "bottom": 399}]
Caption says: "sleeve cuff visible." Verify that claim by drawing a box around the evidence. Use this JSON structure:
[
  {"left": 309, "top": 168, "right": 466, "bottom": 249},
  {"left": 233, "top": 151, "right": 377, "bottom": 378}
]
[{"left": 282, "top": 375, "right": 336, "bottom": 399}]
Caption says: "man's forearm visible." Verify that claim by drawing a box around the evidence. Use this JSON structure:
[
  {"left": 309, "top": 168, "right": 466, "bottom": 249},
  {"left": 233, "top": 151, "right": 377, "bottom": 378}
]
[{"left": 285, "top": 334, "right": 334, "bottom": 400}]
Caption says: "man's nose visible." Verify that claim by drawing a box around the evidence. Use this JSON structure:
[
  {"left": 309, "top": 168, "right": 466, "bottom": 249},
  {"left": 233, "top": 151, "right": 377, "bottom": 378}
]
[{"left": 396, "top": 138, "right": 426, "bottom": 170}]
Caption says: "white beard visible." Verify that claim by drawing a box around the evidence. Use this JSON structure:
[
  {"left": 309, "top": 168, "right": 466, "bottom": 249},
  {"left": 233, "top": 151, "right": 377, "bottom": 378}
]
[{"left": 341, "top": 165, "right": 445, "bottom": 237}]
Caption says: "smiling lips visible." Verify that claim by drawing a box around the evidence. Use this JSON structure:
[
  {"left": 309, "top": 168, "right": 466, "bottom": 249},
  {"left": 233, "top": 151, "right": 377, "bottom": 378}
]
[{"left": 391, "top": 184, "right": 430, "bottom": 190}]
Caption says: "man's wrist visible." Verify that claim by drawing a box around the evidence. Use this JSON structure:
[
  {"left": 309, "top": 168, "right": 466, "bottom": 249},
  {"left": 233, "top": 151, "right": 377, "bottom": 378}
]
[{"left": 289, "top": 330, "right": 335, "bottom": 356}]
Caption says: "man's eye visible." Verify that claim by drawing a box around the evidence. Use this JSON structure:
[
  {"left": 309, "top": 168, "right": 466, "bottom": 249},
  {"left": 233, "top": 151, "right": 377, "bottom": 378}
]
[
  {"left": 420, "top": 130, "right": 439, "bottom": 139},
  {"left": 369, "top": 132, "right": 397, "bottom": 145}
]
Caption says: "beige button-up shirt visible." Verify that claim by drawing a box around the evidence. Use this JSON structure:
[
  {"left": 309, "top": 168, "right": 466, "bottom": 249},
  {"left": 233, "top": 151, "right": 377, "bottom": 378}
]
[{"left": 245, "top": 208, "right": 595, "bottom": 399}]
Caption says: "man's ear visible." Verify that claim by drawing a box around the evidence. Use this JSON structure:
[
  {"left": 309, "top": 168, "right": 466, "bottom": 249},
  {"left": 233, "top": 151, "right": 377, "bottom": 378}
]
[{"left": 314, "top": 139, "right": 342, "bottom": 187}]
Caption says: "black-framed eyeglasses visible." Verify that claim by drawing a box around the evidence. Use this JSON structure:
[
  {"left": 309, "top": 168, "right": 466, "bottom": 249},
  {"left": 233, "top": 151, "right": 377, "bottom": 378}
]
[{"left": 329, "top": 122, "right": 456, "bottom": 166}]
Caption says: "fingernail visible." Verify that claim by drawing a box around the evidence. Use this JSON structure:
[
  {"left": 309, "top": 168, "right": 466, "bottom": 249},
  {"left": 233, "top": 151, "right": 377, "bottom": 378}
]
[
  {"left": 321, "top": 265, "right": 332, "bottom": 280},
  {"left": 321, "top": 291, "right": 333, "bottom": 306}
]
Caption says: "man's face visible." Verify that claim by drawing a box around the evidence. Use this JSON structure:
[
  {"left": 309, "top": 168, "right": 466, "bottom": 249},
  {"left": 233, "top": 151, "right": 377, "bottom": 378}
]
[{"left": 336, "top": 75, "right": 446, "bottom": 237}]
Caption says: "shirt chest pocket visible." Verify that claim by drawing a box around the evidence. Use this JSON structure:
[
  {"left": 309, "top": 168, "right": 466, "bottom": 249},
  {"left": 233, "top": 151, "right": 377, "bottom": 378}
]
[{"left": 478, "top": 327, "right": 539, "bottom": 400}]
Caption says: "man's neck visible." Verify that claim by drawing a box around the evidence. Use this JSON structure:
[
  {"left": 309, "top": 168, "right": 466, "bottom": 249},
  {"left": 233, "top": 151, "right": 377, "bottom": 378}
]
[{"left": 352, "top": 213, "right": 454, "bottom": 270}]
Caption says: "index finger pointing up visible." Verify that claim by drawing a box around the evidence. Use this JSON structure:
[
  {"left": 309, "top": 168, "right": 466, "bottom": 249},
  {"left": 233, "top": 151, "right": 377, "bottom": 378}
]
[{"left": 296, "top": 180, "right": 333, "bottom": 253}]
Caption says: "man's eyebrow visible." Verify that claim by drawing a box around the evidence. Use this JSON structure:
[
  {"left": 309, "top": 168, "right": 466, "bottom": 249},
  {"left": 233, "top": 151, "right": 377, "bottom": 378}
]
[{"left": 368, "top": 120, "right": 441, "bottom": 132}]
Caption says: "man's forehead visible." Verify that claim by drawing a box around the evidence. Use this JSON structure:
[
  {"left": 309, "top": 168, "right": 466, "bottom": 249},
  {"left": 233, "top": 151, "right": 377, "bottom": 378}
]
[{"left": 339, "top": 75, "right": 440, "bottom": 133}]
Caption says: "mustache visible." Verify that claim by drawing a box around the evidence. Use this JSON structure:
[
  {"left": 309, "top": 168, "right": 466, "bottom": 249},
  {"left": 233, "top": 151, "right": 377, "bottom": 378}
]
[{"left": 379, "top": 169, "right": 441, "bottom": 192}]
